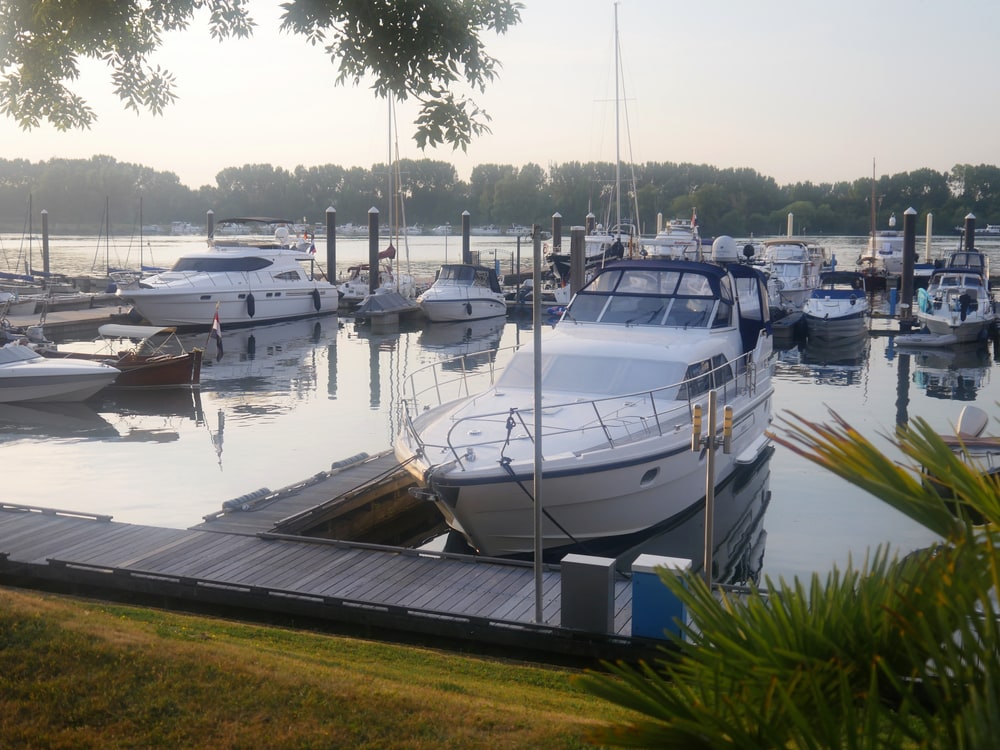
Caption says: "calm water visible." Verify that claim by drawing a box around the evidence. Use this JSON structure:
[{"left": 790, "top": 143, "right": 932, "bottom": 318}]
[{"left": 2, "top": 232, "right": 998, "bottom": 583}]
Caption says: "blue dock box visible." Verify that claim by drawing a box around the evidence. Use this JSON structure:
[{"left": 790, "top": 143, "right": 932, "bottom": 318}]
[{"left": 631, "top": 554, "right": 691, "bottom": 640}]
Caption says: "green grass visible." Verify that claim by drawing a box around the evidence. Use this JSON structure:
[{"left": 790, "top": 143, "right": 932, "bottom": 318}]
[{"left": 0, "top": 586, "right": 637, "bottom": 749}]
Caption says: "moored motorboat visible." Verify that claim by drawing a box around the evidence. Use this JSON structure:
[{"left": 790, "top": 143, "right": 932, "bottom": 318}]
[
  {"left": 41, "top": 324, "right": 203, "bottom": 389},
  {"left": 802, "top": 271, "right": 870, "bottom": 340},
  {"left": 758, "top": 237, "right": 828, "bottom": 313},
  {"left": 416, "top": 263, "right": 507, "bottom": 322},
  {"left": 395, "top": 238, "right": 775, "bottom": 557},
  {"left": 0, "top": 343, "right": 119, "bottom": 402},
  {"left": 915, "top": 249, "right": 997, "bottom": 344},
  {"left": 116, "top": 217, "right": 339, "bottom": 328}
]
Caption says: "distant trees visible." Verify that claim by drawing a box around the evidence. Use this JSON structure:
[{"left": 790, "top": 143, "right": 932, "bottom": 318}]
[{"left": 2, "top": 156, "right": 1000, "bottom": 237}]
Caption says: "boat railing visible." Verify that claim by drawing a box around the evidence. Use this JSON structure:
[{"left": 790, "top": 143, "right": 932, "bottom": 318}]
[{"left": 402, "top": 346, "right": 767, "bottom": 470}]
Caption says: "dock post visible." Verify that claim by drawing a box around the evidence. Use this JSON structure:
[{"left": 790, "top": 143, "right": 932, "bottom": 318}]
[
  {"left": 368, "top": 207, "right": 380, "bottom": 295},
  {"left": 569, "top": 226, "right": 585, "bottom": 295},
  {"left": 206, "top": 209, "right": 214, "bottom": 240},
  {"left": 899, "top": 207, "right": 917, "bottom": 330},
  {"left": 560, "top": 554, "right": 615, "bottom": 633},
  {"left": 326, "top": 206, "right": 337, "bottom": 285},
  {"left": 631, "top": 554, "right": 691, "bottom": 640},
  {"left": 462, "top": 211, "right": 472, "bottom": 264},
  {"left": 40, "top": 209, "right": 50, "bottom": 277},
  {"left": 586, "top": 212, "right": 596, "bottom": 235},
  {"left": 964, "top": 213, "right": 976, "bottom": 251},
  {"left": 924, "top": 212, "right": 933, "bottom": 262},
  {"left": 551, "top": 212, "right": 562, "bottom": 255}
]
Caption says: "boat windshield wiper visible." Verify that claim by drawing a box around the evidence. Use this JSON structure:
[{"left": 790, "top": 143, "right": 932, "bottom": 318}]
[{"left": 626, "top": 306, "right": 663, "bottom": 326}]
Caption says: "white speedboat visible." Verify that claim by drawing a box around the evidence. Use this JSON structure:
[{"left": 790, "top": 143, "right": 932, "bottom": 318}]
[
  {"left": 802, "top": 271, "right": 870, "bottom": 340},
  {"left": 916, "top": 249, "right": 997, "bottom": 344},
  {"left": 417, "top": 264, "right": 507, "bottom": 322},
  {"left": 758, "top": 238, "right": 827, "bottom": 313},
  {"left": 395, "top": 238, "right": 775, "bottom": 557},
  {"left": 337, "top": 246, "right": 416, "bottom": 306},
  {"left": 116, "top": 217, "right": 340, "bottom": 328},
  {"left": 0, "top": 343, "right": 119, "bottom": 403},
  {"left": 642, "top": 217, "right": 702, "bottom": 260}
]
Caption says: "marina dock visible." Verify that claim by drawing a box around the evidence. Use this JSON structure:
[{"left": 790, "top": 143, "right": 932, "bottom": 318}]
[{"left": 0, "top": 452, "right": 666, "bottom": 664}]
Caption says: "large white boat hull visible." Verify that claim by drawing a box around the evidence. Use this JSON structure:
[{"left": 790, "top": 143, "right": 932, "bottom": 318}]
[
  {"left": 408, "top": 394, "right": 772, "bottom": 557},
  {"left": 420, "top": 297, "right": 507, "bottom": 322},
  {"left": 122, "top": 285, "right": 339, "bottom": 328}
]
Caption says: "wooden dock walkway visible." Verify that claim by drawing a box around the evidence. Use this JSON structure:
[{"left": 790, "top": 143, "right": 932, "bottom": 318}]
[{"left": 0, "top": 501, "right": 659, "bottom": 662}]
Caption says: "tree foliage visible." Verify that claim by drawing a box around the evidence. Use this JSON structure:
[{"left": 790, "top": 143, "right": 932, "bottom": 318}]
[
  {"left": 0, "top": 0, "right": 522, "bottom": 151},
  {"left": 577, "top": 412, "right": 1000, "bottom": 748}
]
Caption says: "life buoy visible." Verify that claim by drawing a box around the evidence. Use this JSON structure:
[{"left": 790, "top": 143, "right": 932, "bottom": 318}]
[
  {"left": 311, "top": 288, "right": 321, "bottom": 311},
  {"left": 247, "top": 292, "right": 256, "bottom": 318}
]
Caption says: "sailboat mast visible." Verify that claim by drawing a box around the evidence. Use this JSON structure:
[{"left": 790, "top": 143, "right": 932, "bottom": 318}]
[{"left": 614, "top": 2, "right": 621, "bottom": 240}]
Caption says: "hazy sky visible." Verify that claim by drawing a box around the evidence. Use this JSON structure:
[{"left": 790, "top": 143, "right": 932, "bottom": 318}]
[{"left": 3, "top": 0, "right": 997, "bottom": 190}]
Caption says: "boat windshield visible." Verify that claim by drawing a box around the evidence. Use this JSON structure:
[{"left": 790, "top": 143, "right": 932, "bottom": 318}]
[
  {"left": 171, "top": 257, "right": 273, "bottom": 272},
  {"left": 567, "top": 267, "right": 730, "bottom": 328},
  {"left": 496, "top": 351, "right": 688, "bottom": 397}
]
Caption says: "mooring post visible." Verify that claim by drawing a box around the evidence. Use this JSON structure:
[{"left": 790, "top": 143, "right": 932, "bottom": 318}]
[
  {"left": 570, "top": 226, "right": 585, "bottom": 295},
  {"left": 368, "top": 207, "right": 379, "bottom": 295},
  {"left": 964, "top": 213, "right": 976, "bottom": 251},
  {"left": 206, "top": 209, "right": 214, "bottom": 240},
  {"left": 899, "top": 207, "right": 917, "bottom": 330},
  {"left": 462, "top": 211, "right": 472, "bottom": 264},
  {"left": 552, "top": 212, "right": 562, "bottom": 254},
  {"left": 586, "top": 212, "right": 596, "bottom": 235},
  {"left": 924, "top": 212, "right": 933, "bottom": 262},
  {"left": 40, "top": 209, "right": 50, "bottom": 277},
  {"left": 326, "top": 206, "right": 337, "bottom": 285}
]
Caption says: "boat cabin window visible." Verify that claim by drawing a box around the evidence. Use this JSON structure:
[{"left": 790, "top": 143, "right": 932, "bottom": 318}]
[
  {"left": 496, "top": 351, "right": 688, "bottom": 397},
  {"left": 172, "top": 257, "right": 273, "bottom": 272},
  {"left": 676, "top": 354, "right": 734, "bottom": 400},
  {"left": 274, "top": 270, "right": 303, "bottom": 281}
]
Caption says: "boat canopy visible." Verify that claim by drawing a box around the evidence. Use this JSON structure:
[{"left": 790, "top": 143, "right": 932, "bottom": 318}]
[
  {"left": 435, "top": 264, "right": 503, "bottom": 293},
  {"left": 98, "top": 324, "right": 177, "bottom": 339}
]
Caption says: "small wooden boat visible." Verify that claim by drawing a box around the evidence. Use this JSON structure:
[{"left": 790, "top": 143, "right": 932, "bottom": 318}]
[{"left": 41, "top": 324, "right": 203, "bottom": 389}]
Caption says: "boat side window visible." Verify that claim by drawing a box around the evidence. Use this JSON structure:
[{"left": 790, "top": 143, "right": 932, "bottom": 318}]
[
  {"left": 274, "top": 270, "right": 302, "bottom": 281},
  {"left": 172, "top": 257, "right": 273, "bottom": 272},
  {"left": 589, "top": 270, "right": 622, "bottom": 293},
  {"left": 474, "top": 270, "right": 489, "bottom": 288},
  {"left": 711, "top": 354, "right": 734, "bottom": 386},
  {"left": 676, "top": 359, "right": 713, "bottom": 400}
]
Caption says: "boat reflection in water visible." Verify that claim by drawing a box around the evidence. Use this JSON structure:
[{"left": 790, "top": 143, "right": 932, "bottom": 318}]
[
  {"left": 903, "top": 342, "right": 992, "bottom": 401},
  {"left": 430, "top": 446, "right": 772, "bottom": 585},
  {"left": 418, "top": 315, "right": 505, "bottom": 370},
  {"left": 0, "top": 401, "right": 118, "bottom": 440},
  {"left": 195, "top": 317, "right": 334, "bottom": 392},
  {"left": 775, "top": 335, "right": 870, "bottom": 387}
]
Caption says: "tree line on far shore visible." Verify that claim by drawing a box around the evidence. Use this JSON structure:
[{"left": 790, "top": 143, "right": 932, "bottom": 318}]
[{"left": 0, "top": 155, "right": 998, "bottom": 239}]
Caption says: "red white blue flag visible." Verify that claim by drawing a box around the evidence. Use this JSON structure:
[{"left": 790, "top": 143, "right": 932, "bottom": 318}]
[{"left": 210, "top": 310, "right": 223, "bottom": 361}]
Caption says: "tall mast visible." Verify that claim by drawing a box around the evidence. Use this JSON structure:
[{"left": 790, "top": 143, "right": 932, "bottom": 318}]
[{"left": 614, "top": 2, "right": 621, "bottom": 240}]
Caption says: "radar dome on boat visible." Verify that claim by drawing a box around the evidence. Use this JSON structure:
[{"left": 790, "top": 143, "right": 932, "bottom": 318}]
[{"left": 712, "top": 235, "right": 739, "bottom": 262}]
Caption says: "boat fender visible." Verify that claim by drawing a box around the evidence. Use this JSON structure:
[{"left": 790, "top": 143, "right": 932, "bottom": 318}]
[
  {"left": 465, "top": 301, "right": 472, "bottom": 316},
  {"left": 849, "top": 294, "right": 857, "bottom": 306},
  {"left": 311, "top": 287, "right": 321, "bottom": 311},
  {"left": 247, "top": 292, "right": 256, "bottom": 318}
]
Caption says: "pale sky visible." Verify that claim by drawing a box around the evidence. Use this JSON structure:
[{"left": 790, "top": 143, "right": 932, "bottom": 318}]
[{"left": 3, "top": 0, "right": 997, "bottom": 190}]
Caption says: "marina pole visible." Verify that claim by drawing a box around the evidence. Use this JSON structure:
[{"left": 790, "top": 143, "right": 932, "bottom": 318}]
[
  {"left": 551, "top": 212, "right": 562, "bottom": 255},
  {"left": 570, "top": 226, "right": 585, "bottom": 295},
  {"left": 924, "top": 212, "right": 933, "bottom": 262},
  {"left": 206, "top": 209, "right": 214, "bottom": 240},
  {"left": 586, "top": 212, "right": 596, "bottom": 235},
  {"left": 326, "top": 206, "right": 336, "bottom": 283},
  {"left": 899, "top": 207, "right": 917, "bottom": 330},
  {"left": 40, "top": 209, "right": 50, "bottom": 277},
  {"left": 702, "top": 390, "right": 717, "bottom": 586},
  {"left": 368, "top": 207, "right": 379, "bottom": 295},
  {"left": 462, "top": 211, "right": 472, "bottom": 264},
  {"left": 964, "top": 213, "right": 976, "bottom": 251},
  {"left": 532, "top": 223, "right": 544, "bottom": 623}
]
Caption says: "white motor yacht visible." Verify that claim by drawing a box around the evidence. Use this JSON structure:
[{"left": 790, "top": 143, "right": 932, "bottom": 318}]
[
  {"left": 916, "top": 249, "right": 997, "bottom": 344},
  {"left": 116, "top": 217, "right": 340, "bottom": 328},
  {"left": 417, "top": 264, "right": 507, "bottom": 322},
  {"left": 395, "top": 238, "right": 775, "bottom": 557}
]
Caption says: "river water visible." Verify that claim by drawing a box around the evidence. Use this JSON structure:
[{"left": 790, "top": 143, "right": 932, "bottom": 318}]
[{"left": 2, "top": 231, "right": 997, "bottom": 584}]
